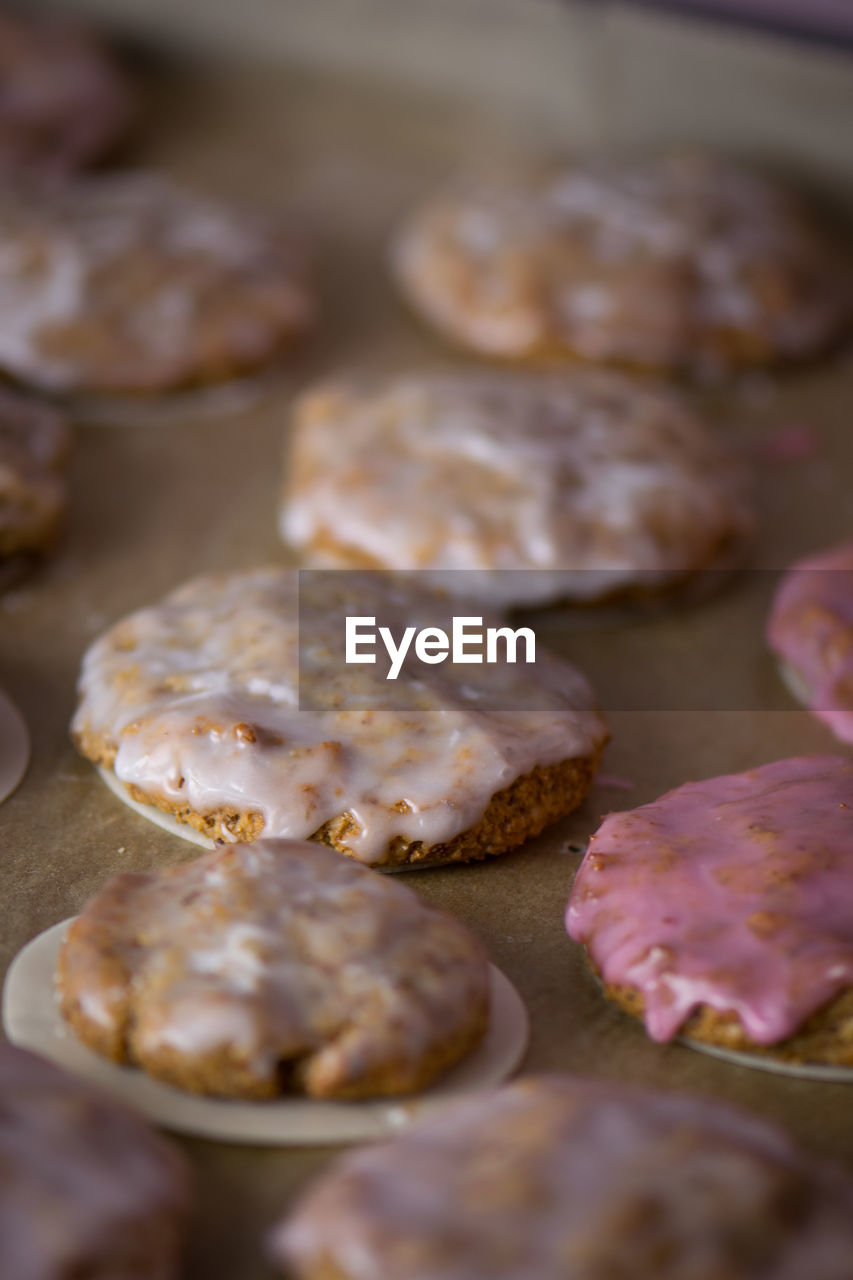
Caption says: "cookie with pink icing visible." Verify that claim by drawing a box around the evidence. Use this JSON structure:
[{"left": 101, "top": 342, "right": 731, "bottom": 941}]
[
  {"left": 58, "top": 838, "right": 490, "bottom": 1100},
  {"left": 0, "top": 1041, "right": 189, "bottom": 1280},
  {"left": 281, "top": 370, "right": 751, "bottom": 607},
  {"left": 0, "top": 172, "right": 314, "bottom": 396},
  {"left": 392, "top": 151, "right": 849, "bottom": 375},
  {"left": 272, "top": 1074, "right": 853, "bottom": 1280},
  {"left": 0, "top": 11, "right": 134, "bottom": 177},
  {"left": 568, "top": 755, "right": 853, "bottom": 1065},
  {"left": 767, "top": 542, "right": 853, "bottom": 744}
]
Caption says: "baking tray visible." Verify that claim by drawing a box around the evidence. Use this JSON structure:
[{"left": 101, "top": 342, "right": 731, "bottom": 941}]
[{"left": 3, "top": 2, "right": 853, "bottom": 1275}]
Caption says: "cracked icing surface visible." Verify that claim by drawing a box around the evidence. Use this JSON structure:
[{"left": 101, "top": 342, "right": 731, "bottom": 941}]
[
  {"left": 767, "top": 542, "right": 853, "bottom": 744},
  {"left": 392, "top": 152, "right": 849, "bottom": 373},
  {"left": 0, "top": 386, "right": 71, "bottom": 559},
  {"left": 71, "top": 568, "right": 607, "bottom": 864},
  {"left": 58, "top": 838, "right": 490, "bottom": 1099},
  {"left": 273, "top": 1075, "right": 853, "bottom": 1280},
  {"left": 281, "top": 371, "right": 751, "bottom": 606},
  {"left": 568, "top": 756, "right": 853, "bottom": 1053},
  {"left": 0, "top": 1042, "right": 189, "bottom": 1280},
  {"left": 0, "top": 172, "right": 314, "bottom": 395}
]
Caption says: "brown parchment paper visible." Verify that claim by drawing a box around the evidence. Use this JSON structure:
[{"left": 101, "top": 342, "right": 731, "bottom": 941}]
[{"left": 3, "top": 4, "right": 853, "bottom": 1275}]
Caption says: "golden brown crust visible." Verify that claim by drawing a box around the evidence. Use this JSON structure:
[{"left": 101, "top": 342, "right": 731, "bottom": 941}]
[
  {"left": 77, "top": 734, "right": 604, "bottom": 866},
  {"left": 603, "top": 978, "right": 853, "bottom": 1067}
]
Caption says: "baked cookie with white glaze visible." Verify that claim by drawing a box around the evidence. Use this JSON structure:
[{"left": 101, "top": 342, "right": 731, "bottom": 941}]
[
  {"left": 0, "top": 172, "right": 314, "bottom": 397},
  {"left": 0, "top": 1041, "right": 189, "bottom": 1280},
  {"left": 281, "top": 370, "right": 751, "bottom": 607},
  {"left": 767, "top": 542, "right": 853, "bottom": 744},
  {"left": 58, "top": 838, "right": 490, "bottom": 1099},
  {"left": 392, "top": 152, "right": 848, "bottom": 374},
  {"left": 272, "top": 1074, "right": 853, "bottom": 1280},
  {"left": 568, "top": 755, "right": 853, "bottom": 1066},
  {"left": 0, "top": 11, "right": 134, "bottom": 177},
  {"left": 0, "top": 386, "right": 71, "bottom": 576},
  {"left": 71, "top": 567, "right": 607, "bottom": 865}
]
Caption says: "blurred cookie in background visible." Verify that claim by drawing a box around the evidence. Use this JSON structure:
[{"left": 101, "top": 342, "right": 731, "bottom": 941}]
[
  {"left": 0, "top": 9, "right": 135, "bottom": 176},
  {"left": 0, "top": 172, "right": 315, "bottom": 399},
  {"left": 392, "top": 152, "right": 849, "bottom": 375},
  {"left": 0, "top": 1041, "right": 189, "bottom": 1280},
  {"left": 0, "top": 385, "right": 71, "bottom": 586},
  {"left": 281, "top": 370, "right": 752, "bottom": 608}
]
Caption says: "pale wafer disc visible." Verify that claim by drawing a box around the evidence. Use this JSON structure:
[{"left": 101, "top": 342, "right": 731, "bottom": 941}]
[
  {"left": 0, "top": 688, "right": 29, "bottom": 803},
  {"left": 2, "top": 919, "right": 529, "bottom": 1145},
  {"left": 97, "top": 764, "right": 216, "bottom": 849}
]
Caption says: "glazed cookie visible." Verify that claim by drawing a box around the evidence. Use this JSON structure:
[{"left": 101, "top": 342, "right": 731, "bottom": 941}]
[
  {"left": 0, "top": 1041, "right": 189, "bottom": 1279},
  {"left": 281, "top": 371, "right": 751, "bottom": 607},
  {"left": 58, "top": 838, "right": 490, "bottom": 1100},
  {"left": 71, "top": 567, "right": 607, "bottom": 865},
  {"left": 0, "top": 11, "right": 133, "bottom": 176},
  {"left": 0, "top": 172, "right": 314, "bottom": 396},
  {"left": 767, "top": 542, "right": 853, "bottom": 744},
  {"left": 273, "top": 1074, "right": 853, "bottom": 1279},
  {"left": 568, "top": 755, "right": 853, "bottom": 1066},
  {"left": 0, "top": 386, "right": 71, "bottom": 572},
  {"left": 392, "top": 152, "right": 848, "bottom": 374}
]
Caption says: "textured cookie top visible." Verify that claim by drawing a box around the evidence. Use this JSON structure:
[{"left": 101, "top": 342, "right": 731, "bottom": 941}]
[
  {"left": 71, "top": 568, "right": 606, "bottom": 862},
  {"left": 0, "top": 173, "right": 314, "bottom": 395},
  {"left": 274, "top": 1074, "right": 853, "bottom": 1280},
  {"left": 0, "top": 12, "right": 133, "bottom": 176},
  {"left": 392, "top": 152, "right": 848, "bottom": 372},
  {"left": 282, "top": 371, "right": 751, "bottom": 605},
  {"left": 568, "top": 755, "right": 853, "bottom": 1045},
  {"left": 0, "top": 1042, "right": 188, "bottom": 1280},
  {"left": 768, "top": 542, "right": 853, "bottom": 744},
  {"left": 0, "top": 386, "right": 71, "bottom": 556},
  {"left": 58, "top": 839, "right": 490, "bottom": 1099}
]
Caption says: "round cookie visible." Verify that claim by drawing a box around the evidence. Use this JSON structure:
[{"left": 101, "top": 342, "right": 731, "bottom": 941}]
[
  {"left": 272, "top": 1074, "right": 853, "bottom": 1279},
  {"left": 767, "top": 542, "right": 853, "bottom": 744},
  {"left": 71, "top": 567, "right": 607, "bottom": 865},
  {"left": 57, "top": 838, "right": 490, "bottom": 1100},
  {"left": 392, "top": 152, "right": 849, "bottom": 374},
  {"left": 0, "top": 386, "right": 71, "bottom": 574},
  {"left": 568, "top": 755, "right": 853, "bottom": 1067},
  {"left": 0, "top": 172, "right": 314, "bottom": 397},
  {"left": 0, "top": 1041, "right": 189, "bottom": 1280},
  {"left": 0, "top": 11, "right": 134, "bottom": 177},
  {"left": 281, "top": 370, "right": 752, "bottom": 607}
]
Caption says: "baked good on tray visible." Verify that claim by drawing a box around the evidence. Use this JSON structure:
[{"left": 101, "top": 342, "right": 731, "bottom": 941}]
[
  {"left": 0, "top": 1041, "right": 189, "bottom": 1280},
  {"left": 0, "top": 386, "right": 71, "bottom": 577},
  {"left": 767, "top": 541, "right": 853, "bottom": 744},
  {"left": 568, "top": 755, "right": 853, "bottom": 1066},
  {"left": 71, "top": 567, "right": 607, "bottom": 866},
  {"left": 0, "top": 172, "right": 314, "bottom": 397},
  {"left": 272, "top": 1074, "right": 853, "bottom": 1279},
  {"left": 280, "top": 370, "right": 752, "bottom": 608},
  {"left": 391, "top": 151, "right": 849, "bottom": 374},
  {"left": 0, "top": 10, "right": 134, "bottom": 176},
  {"left": 57, "top": 837, "right": 490, "bottom": 1100}
]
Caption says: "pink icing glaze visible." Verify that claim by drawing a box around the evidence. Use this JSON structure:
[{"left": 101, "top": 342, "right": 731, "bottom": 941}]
[
  {"left": 567, "top": 755, "right": 853, "bottom": 1045},
  {"left": 767, "top": 542, "right": 853, "bottom": 744}
]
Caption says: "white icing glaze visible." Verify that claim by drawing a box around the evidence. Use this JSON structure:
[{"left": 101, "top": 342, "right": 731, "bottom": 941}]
[
  {"left": 281, "top": 372, "right": 751, "bottom": 606},
  {"left": 4, "top": 920, "right": 528, "bottom": 1145},
  {"left": 57, "top": 839, "right": 491, "bottom": 1097},
  {"left": 72, "top": 568, "right": 606, "bottom": 863},
  {"left": 274, "top": 1075, "right": 853, "bottom": 1280},
  {"left": 0, "top": 173, "right": 313, "bottom": 394},
  {"left": 392, "top": 153, "right": 848, "bottom": 369}
]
